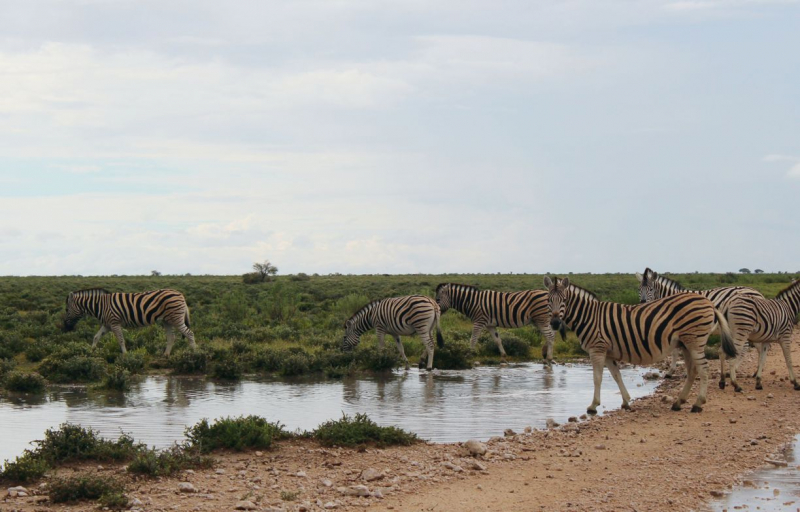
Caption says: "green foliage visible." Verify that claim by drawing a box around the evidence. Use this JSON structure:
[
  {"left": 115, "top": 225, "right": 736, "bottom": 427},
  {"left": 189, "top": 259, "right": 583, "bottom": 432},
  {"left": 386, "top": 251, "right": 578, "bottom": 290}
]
[
  {"left": 279, "top": 352, "right": 312, "bottom": 376},
  {"left": 169, "top": 349, "right": 207, "bottom": 374},
  {"left": 185, "top": 416, "right": 287, "bottom": 453},
  {"left": 0, "top": 452, "right": 49, "bottom": 482},
  {"left": 24, "top": 337, "right": 56, "bottom": 362},
  {"left": 479, "top": 333, "right": 531, "bottom": 357},
  {"left": 48, "top": 475, "right": 127, "bottom": 506},
  {"left": 116, "top": 349, "right": 146, "bottom": 374},
  {"left": 38, "top": 343, "right": 107, "bottom": 383},
  {"left": 281, "top": 490, "right": 301, "bottom": 501},
  {"left": 357, "top": 345, "right": 400, "bottom": 372},
  {"left": 101, "top": 365, "right": 132, "bottom": 391},
  {"left": 313, "top": 413, "right": 417, "bottom": 448},
  {"left": 126, "top": 445, "right": 213, "bottom": 477},
  {"left": 0, "top": 358, "right": 18, "bottom": 379},
  {"left": 211, "top": 352, "right": 243, "bottom": 380},
  {"left": 430, "top": 339, "right": 473, "bottom": 370},
  {"left": 3, "top": 371, "right": 46, "bottom": 392}
]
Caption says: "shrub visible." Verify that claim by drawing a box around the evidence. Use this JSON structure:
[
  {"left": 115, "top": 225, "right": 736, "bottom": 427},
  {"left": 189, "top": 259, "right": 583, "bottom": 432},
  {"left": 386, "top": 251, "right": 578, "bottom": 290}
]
[
  {"left": 0, "top": 452, "right": 49, "bottom": 482},
  {"left": 127, "top": 445, "right": 213, "bottom": 477},
  {"left": 185, "top": 416, "right": 287, "bottom": 453},
  {"left": 101, "top": 366, "right": 131, "bottom": 391},
  {"left": 289, "top": 273, "right": 310, "bottom": 282},
  {"left": 211, "top": 353, "right": 243, "bottom": 380},
  {"left": 3, "top": 371, "right": 46, "bottom": 392},
  {"left": 0, "top": 332, "right": 24, "bottom": 360},
  {"left": 242, "top": 272, "right": 262, "bottom": 284},
  {"left": 0, "top": 358, "right": 18, "bottom": 379},
  {"left": 313, "top": 413, "right": 417, "bottom": 448},
  {"left": 357, "top": 345, "right": 400, "bottom": 372},
  {"left": 280, "top": 352, "right": 312, "bottom": 376},
  {"left": 38, "top": 343, "right": 107, "bottom": 383},
  {"left": 115, "top": 350, "right": 146, "bottom": 374},
  {"left": 253, "top": 347, "right": 286, "bottom": 372},
  {"left": 35, "top": 424, "right": 141, "bottom": 464},
  {"left": 169, "top": 349, "right": 207, "bottom": 374},
  {"left": 479, "top": 333, "right": 531, "bottom": 357},
  {"left": 48, "top": 475, "right": 127, "bottom": 506},
  {"left": 430, "top": 339, "right": 473, "bottom": 370},
  {"left": 24, "top": 338, "right": 55, "bottom": 362},
  {"left": 705, "top": 344, "right": 720, "bottom": 360}
]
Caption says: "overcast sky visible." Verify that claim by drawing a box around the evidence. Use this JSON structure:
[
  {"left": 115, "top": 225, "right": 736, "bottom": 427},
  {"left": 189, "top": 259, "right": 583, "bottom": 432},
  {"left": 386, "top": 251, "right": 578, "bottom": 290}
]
[{"left": 1, "top": 0, "right": 798, "bottom": 276}]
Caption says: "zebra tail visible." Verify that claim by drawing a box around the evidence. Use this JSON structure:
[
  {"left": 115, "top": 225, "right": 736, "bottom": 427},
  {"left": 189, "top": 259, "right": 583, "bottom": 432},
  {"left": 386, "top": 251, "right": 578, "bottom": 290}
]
[
  {"left": 435, "top": 311, "right": 445, "bottom": 348},
  {"left": 559, "top": 323, "right": 567, "bottom": 342},
  {"left": 184, "top": 307, "right": 191, "bottom": 328},
  {"left": 715, "top": 309, "right": 737, "bottom": 359}
]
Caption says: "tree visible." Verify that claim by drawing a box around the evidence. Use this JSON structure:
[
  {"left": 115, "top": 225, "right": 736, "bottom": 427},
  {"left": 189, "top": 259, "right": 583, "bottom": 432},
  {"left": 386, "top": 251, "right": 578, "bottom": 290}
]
[
  {"left": 754, "top": 269, "right": 764, "bottom": 274},
  {"left": 739, "top": 268, "right": 751, "bottom": 274},
  {"left": 252, "top": 260, "right": 278, "bottom": 282},
  {"left": 151, "top": 270, "right": 162, "bottom": 276}
]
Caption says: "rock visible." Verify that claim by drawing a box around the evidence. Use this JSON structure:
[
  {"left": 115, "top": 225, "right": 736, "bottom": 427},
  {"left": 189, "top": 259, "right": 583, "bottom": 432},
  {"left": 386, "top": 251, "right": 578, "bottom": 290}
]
[
  {"left": 343, "top": 485, "right": 371, "bottom": 497},
  {"left": 594, "top": 444, "right": 606, "bottom": 450},
  {"left": 234, "top": 501, "right": 258, "bottom": 510},
  {"left": 546, "top": 418, "right": 559, "bottom": 429},
  {"left": 320, "top": 479, "right": 333, "bottom": 488},
  {"left": 580, "top": 414, "right": 588, "bottom": 420},
  {"left": 296, "top": 471, "right": 307, "bottom": 478},
  {"left": 747, "top": 396, "right": 756, "bottom": 401},
  {"left": 130, "top": 498, "right": 144, "bottom": 507},
  {"left": 215, "top": 469, "right": 226, "bottom": 475},
  {"left": 710, "top": 490, "right": 726, "bottom": 498},
  {"left": 524, "top": 426, "right": 532, "bottom": 433},
  {"left": 767, "top": 393, "right": 775, "bottom": 399},
  {"left": 477, "top": 484, "right": 483, "bottom": 490},
  {"left": 729, "top": 418, "right": 738, "bottom": 424},
  {"left": 362, "top": 468, "right": 384, "bottom": 482},
  {"left": 766, "top": 458, "right": 788, "bottom": 467},
  {"left": 255, "top": 451, "right": 263, "bottom": 456},
  {"left": 178, "top": 482, "right": 197, "bottom": 493},
  {"left": 504, "top": 429, "right": 517, "bottom": 437},
  {"left": 372, "top": 489, "right": 384, "bottom": 499},
  {"left": 464, "top": 459, "right": 487, "bottom": 471},
  {"left": 324, "top": 502, "right": 338, "bottom": 509},
  {"left": 464, "top": 439, "right": 487, "bottom": 456},
  {"left": 568, "top": 416, "right": 578, "bottom": 423},
  {"left": 503, "top": 453, "right": 516, "bottom": 461},
  {"left": 643, "top": 371, "right": 661, "bottom": 380}
]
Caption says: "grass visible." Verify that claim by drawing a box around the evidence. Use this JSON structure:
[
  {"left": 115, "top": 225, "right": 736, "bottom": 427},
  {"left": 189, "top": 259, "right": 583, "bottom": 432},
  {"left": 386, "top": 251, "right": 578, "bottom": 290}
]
[
  {"left": 0, "top": 272, "right": 796, "bottom": 387},
  {"left": 48, "top": 474, "right": 127, "bottom": 507},
  {"left": 312, "top": 413, "right": 418, "bottom": 448}
]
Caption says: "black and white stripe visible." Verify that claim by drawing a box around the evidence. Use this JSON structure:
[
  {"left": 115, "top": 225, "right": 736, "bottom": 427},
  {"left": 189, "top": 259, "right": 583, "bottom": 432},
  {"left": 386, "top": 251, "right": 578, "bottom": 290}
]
[
  {"left": 545, "top": 276, "right": 736, "bottom": 414},
  {"left": 435, "top": 283, "right": 558, "bottom": 363},
  {"left": 342, "top": 295, "right": 444, "bottom": 370},
  {"left": 636, "top": 267, "right": 763, "bottom": 387},
  {"left": 725, "top": 280, "right": 800, "bottom": 391},
  {"left": 63, "top": 288, "right": 196, "bottom": 355}
]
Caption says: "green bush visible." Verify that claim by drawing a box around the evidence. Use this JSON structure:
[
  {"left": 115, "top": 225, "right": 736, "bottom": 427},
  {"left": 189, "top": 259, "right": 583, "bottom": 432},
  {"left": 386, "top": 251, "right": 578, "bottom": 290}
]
[
  {"left": 357, "top": 345, "right": 400, "bottom": 372},
  {"left": 115, "top": 350, "right": 146, "bottom": 374},
  {"left": 279, "top": 352, "right": 312, "bottom": 376},
  {"left": 24, "top": 338, "right": 55, "bottom": 362},
  {"left": 430, "top": 339, "right": 473, "bottom": 370},
  {"left": 0, "top": 358, "right": 18, "bottom": 379},
  {"left": 3, "top": 371, "right": 46, "bottom": 392},
  {"left": 211, "top": 353, "right": 243, "bottom": 380},
  {"left": 0, "top": 452, "right": 49, "bottom": 482},
  {"left": 242, "top": 272, "right": 262, "bottom": 284},
  {"left": 169, "top": 349, "right": 207, "bottom": 374},
  {"left": 48, "top": 475, "right": 127, "bottom": 506},
  {"left": 127, "top": 445, "right": 212, "bottom": 477},
  {"left": 101, "top": 365, "right": 131, "bottom": 391},
  {"left": 313, "top": 413, "right": 417, "bottom": 448},
  {"left": 185, "top": 416, "right": 287, "bottom": 453},
  {"left": 38, "top": 343, "right": 107, "bottom": 383},
  {"left": 0, "top": 332, "right": 24, "bottom": 360},
  {"left": 35, "top": 424, "right": 141, "bottom": 464}
]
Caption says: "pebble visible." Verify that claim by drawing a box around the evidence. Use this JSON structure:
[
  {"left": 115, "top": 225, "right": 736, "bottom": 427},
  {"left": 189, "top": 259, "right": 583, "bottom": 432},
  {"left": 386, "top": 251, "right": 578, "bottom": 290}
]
[
  {"left": 296, "top": 471, "right": 307, "bottom": 478},
  {"left": 320, "top": 479, "right": 333, "bottom": 488},
  {"left": 767, "top": 393, "right": 775, "bottom": 399},
  {"left": 343, "top": 485, "right": 371, "bottom": 497},
  {"left": 178, "top": 482, "right": 197, "bottom": 493},
  {"left": 595, "top": 444, "right": 606, "bottom": 450},
  {"left": 504, "top": 428, "right": 517, "bottom": 437},
  {"left": 324, "top": 502, "right": 338, "bottom": 509},
  {"left": 568, "top": 416, "right": 578, "bottom": 423},
  {"left": 362, "top": 468, "right": 384, "bottom": 482},
  {"left": 234, "top": 501, "right": 258, "bottom": 510},
  {"left": 464, "top": 439, "right": 487, "bottom": 456},
  {"left": 729, "top": 418, "right": 738, "bottom": 424},
  {"left": 546, "top": 418, "right": 560, "bottom": 429},
  {"left": 6, "top": 486, "right": 28, "bottom": 498}
]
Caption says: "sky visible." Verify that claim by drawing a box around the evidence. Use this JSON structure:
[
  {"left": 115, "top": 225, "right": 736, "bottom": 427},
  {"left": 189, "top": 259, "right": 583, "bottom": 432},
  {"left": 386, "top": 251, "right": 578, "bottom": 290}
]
[{"left": 0, "top": 0, "right": 798, "bottom": 276}]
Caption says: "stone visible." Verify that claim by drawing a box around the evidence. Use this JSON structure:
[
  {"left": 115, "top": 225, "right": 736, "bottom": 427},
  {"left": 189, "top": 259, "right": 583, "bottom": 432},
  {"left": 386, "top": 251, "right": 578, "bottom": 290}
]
[
  {"left": 178, "top": 482, "right": 197, "bottom": 493},
  {"left": 546, "top": 418, "right": 559, "bottom": 429},
  {"left": 324, "top": 502, "right": 337, "bottom": 509},
  {"left": 594, "top": 444, "right": 606, "bottom": 450},
  {"left": 296, "top": 471, "right": 307, "bottom": 478},
  {"left": 130, "top": 498, "right": 144, "bottom": 507},
  {"left": 362, "top": 468, "right": 384, "bottom": 482},
  {"left": 524, "top": 426, "right": 532, "bottom": 433},
  {"left": 343, "top": 485, "right": 371, "bottom": 497},
  {"left": 643, "top": 371, "right": 660, "bottom": 380},
  {"left": 215, "top": 469, "right": 226, "bottom": 475},
  {"left": 320, "top": 479, "right": 333, "bottom": 488},
  {"left": 441, "top": 461, "right": 463, "bottom": 472},
  {"left": 465, "top": 460, "right": 487, "bottom": 471},
  {"left": 580, "top": 414, "right": 588, "bottom": 420},
  {"left": 568, "top": 416, "right": 578, "bottom": 423},
  {"left": 729, "top": 418, "right": 738, "bottom": 424},
  {"left": 234, "top": 501, "right": 258, "bottom": 510},
  {"left": 504, "top": 429, "right": 517, "bottom": 437},
  {"left": 464, "top": 439, "right": 487, "bottom": 456},
  {"left": 709, "top": 490, "right": 726, "bottom": 498},
  {"left": 767, "top": 393, "right": 775, "bottom": 399}
]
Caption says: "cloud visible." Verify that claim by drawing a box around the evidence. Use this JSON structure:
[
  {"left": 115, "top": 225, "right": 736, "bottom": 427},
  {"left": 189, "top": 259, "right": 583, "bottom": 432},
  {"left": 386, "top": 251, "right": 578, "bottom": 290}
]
[{"left": 763, "top": 154, "right": 800, "bottom": 179}]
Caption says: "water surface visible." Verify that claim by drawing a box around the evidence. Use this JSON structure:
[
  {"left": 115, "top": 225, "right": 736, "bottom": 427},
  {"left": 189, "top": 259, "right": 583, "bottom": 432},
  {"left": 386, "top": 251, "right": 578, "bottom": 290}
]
[{"left": 0, "top": 363, "right": 657, "bottom": 463}]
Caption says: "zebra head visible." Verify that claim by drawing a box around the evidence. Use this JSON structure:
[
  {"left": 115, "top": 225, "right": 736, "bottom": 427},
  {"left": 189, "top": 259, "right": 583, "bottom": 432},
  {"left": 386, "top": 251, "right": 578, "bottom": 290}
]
[
  {"left": 635, "top": 267, "right": 660, "bottom": 304},
  {"left": 341, "top": 319, "right": 361, "bottom": 351},
  {"left": 434, "top": 283, "right": 452, "bottom": 313},
  {"left": 62, "top": 292, "right": 84, "bottom": 331},
  {"left": 544, "top": 276, "right": 570, "bottom": 332}
]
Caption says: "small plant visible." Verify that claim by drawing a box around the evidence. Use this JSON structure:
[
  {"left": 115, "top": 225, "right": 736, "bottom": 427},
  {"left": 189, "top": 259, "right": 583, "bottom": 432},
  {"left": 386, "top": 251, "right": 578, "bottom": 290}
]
[
  {"left": 0, "top": 358, "right": 17, "bottom": 379},
  {"left": 480, "top": 333, "right": 530, "bottom": 358},
  {"left": 24, "top": 338, "right": 55, "bottom": 362},
  {"left": 185, "top": 416, "right": 287, "bottom": 453},
  {"left": 116, "top": 350, "right": 146, "bottom": 373},
  {"left": 169, "top": 349, "right": 207, "bottom": 374},
  {"left": 48, "top": 474, "right": 127, "bottom": 506},
  {"left": 357, "top": 345, "right": 400, "bottom": 372},
  {"left": 279, "top": 352, "right": 311, "bottom": 376},
  {"left": 100, "top": 365, "right": 131, "bottom": 391},
  {"left": 3, "top": 371, "right": 46, "bottom": 392},
  {"left": 313, "top": 413, "right": 417, "bottom": 448},
  {"left": 281, "top": 490, "right": 300, "bottom": 501},
  {"left": 39, "top": 343, "right": 107, "bottom": 383},
  {"left": 127, "top": 445, "right": 212, "bottom": 477},
  {"left": 211, "top": 353, "right": 243, "bottom": 380},
  {"left": 430, "top": 339, "right": 473, "bottom": 370},
  {"left": 0, "top": 451, "right": 49, "bottom": 482}
]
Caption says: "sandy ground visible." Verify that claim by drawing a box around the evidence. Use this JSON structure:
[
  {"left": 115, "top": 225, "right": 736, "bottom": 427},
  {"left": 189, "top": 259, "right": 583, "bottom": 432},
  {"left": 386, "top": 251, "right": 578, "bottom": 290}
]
[{"left": 4, "top": 328, "right": 800, "bottom": 512}]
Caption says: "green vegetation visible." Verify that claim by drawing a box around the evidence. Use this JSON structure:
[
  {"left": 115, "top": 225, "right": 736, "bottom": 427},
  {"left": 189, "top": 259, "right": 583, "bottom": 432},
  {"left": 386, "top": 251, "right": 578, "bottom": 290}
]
[
  {"left": 48, "top": 474, "right": 127, "bottom": 507},
  {"left": 126, "top": 445, "right": 213, "bottom": 477},
  {"left": 313, "top": 413, "right": 418, "bottom": 448},
  {"left": 185, "top": 416, "right": 287, "bottom": 452},
  {"left": 2, "top": 371, "right": 46, "bottom": 392},
  {"left": 0, "top": 272, "right": 796, "bottom": 387}
]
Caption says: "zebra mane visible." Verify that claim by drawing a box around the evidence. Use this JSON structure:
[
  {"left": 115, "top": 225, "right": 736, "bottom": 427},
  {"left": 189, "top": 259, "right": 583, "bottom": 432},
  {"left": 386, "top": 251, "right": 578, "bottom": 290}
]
[
  {"left": 776, "top": 280, "right": 800, "bottom": 301},
  {"left": 71, "top": 288, "right": 111, "bottom": 295},
  {"left": 565, "top": 282, "right": 598, "bottom": 301},
  {"left": 653, "top": 273, "right": 685, "bottom": 291},
  {"left": 347, "top": 299, "right": 381, "bottom": 322},
  {"left": 437, "top": 283, "right": 478, "bottom": 293}
]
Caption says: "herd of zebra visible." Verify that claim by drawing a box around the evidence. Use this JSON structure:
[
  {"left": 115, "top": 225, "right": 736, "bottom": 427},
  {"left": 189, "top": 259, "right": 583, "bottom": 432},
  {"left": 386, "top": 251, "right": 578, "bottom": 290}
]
[{"left": 61, "top": 269, "right": 800, "bottom": 415}]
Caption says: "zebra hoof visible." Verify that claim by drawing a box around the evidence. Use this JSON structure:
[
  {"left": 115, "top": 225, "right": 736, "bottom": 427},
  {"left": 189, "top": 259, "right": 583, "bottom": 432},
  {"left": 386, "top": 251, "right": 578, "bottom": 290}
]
[
  {"left": 734, "top": 385, "right": 743, "bottom": 393},
  {"left": 621, "top": 403, "right": 631, "bottom": 411},
  {"left": 586, "top": 408, "right": 598, "bottom": 416},
  {"left": 755, "top": 383, "right": 763, "bottom": 390},
  {"left": 664, "top": 374, "right": 674, "bottom": 380},
  {"left": 671, "top": 403, "right": 682, "bottom": 412},
  {"left": 718, "top": 380, "right": 726, "bottom": 390},
  {"left": 690, "top": 405, "right": 703, "bottom": 413},
  {"left": 793, "top": 382, "right": 800, "bottom": 391}
]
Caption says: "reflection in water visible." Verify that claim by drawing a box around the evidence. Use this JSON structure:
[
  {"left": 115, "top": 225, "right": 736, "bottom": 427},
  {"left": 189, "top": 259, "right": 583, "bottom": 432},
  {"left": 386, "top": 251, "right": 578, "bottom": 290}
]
[
  {"left": 706, "top": 435, "right": 800, "bottom": 512},
  {"left": 0, "top": 363, "right": 657, "bottom": 463}
]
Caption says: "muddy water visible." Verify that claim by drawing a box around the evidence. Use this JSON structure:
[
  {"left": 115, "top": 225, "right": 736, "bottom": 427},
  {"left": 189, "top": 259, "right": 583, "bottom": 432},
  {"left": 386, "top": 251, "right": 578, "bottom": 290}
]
[
  {"left": 706, "top": 435, "right": 800, "bottom": 512},
  {"left": 0, "top": 363, "right": 657, "bottom": 463}
]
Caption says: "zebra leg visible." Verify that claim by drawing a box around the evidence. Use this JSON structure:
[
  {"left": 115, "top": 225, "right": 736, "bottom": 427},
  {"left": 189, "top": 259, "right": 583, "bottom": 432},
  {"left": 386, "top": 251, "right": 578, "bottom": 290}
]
[
  {"left": 164, "top": 325, "right": 176, "bottom": 356},
  {"left": 538, "top": 321, "right": 556, "bottom": 366},
  {"left": 587, "top": 350, "right": 606, "bottom": 415},
  {"left": 422, "top": 333, "right": 435, "bottom": 371},
  {"left": 690, "top": 347, "right": 710, "bottom": 413},
  {"left": 110, "top": 325, "right": 127, "bottom": 354},
  {"left": 470, "top": 322, "right": 485, "bottom": 349},
  {"left": 672, "top": 346, "right": 696, "bottom": 411},
  {"left": 92, "top": 325, "right": 109, "bottom": 349},
  {"left": 727, "top": 350, "right": 743, "bottom": 393},
  {"left": 605, "top": 358, "right": 632, "bottom": 410},
  {"left": 376, "top": 328, "right": 386, "bottom": 350},
  {"left": 664, "top": 348, "right": 679, "bottom": 379},
  {"left": 778, "top": 336, "right": 800, "bottom": 390},
  {"left": 176, "top": 324, "right": 197, "bottom": 351},
  {"left": 394, "top": 335, "right": 410, "bottom": 370},
  {"left": 718, "top": 351, "right": 728, "bottom": 389},
  {"left": 754, "top": 343, "right": 769, "bottom": 389},
  {"left": 487, "top": 326, "right": 507, "bottom": 360}
]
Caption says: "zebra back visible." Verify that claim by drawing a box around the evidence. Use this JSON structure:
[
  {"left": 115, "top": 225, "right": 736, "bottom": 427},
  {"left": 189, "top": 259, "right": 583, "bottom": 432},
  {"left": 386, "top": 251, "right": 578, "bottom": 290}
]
[
  {"left": 637, "top": 268, "right": 761, "bottom": 314},
  {"left": 436, "top": 283, "right": 548, "bottom": 328},
  {"left": 343, "top": 295, "right": 439, "bottom": 349}
]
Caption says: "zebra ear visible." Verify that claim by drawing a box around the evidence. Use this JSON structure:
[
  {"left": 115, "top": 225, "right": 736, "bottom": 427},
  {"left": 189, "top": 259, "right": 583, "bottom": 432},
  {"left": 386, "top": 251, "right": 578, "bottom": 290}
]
[
  {"left": 645, "top": 268, "right": 657, "bottom": 281},
  {"left": 561, "top": 277, "right": 570, "bottom": 289},
  {"left": 635, "top": 272, "right": 643, "bottom": 283},
  {"left": 544, "top": 276, "right": 554, "bottom": 290}
]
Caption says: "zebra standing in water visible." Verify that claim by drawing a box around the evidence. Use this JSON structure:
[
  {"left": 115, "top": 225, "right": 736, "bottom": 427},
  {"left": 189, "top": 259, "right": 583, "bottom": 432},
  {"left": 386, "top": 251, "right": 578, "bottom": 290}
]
[
  {"left": 545, "top": 276, "right": 736, "bottom": 414},
  {"left": 342, "top": 295, "right": 444, "bottom": 370},
  {"left": 636, "top": 267, "right": 763, "bottom": 390},
  {"left": 435, "top": 283, "right": 560, "bottom": 364},
  {"left": 62, "top": 288, "right": 196, "bottom": 356},
  {"left": 724, "top": 280, "right": 800, "bottom": 392}
]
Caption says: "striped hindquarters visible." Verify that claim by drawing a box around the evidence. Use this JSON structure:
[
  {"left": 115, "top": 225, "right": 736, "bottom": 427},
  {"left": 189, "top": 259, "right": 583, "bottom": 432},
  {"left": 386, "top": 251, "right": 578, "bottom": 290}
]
[
  {"left": 372, "top": 295, "right": 440, "bottom": 334},
  {"left": 107, "top": 289, "right": 190, "bottom": 327},
  {"left": 436, "top": 283, "right": 548, "bottom": 328}
]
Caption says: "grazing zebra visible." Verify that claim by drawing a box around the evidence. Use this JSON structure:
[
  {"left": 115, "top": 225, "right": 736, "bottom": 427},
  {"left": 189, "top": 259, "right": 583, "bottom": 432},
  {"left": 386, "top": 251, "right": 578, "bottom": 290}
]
[
  {"left": 636, "top": 267, "right": 763, "bottom": 389},
  {"left": 342, "top": 295, "right": 444, "bottom": 371},
  {"left": 544, "top": 276, "right": 736, "bottom": 414},
  {"left": 62, "top": 288, "right": 196, "bottom": 356},
  {"left": 724, "top": 280, "right": 800, "bottom": 392},
  {"left": 435, "top": 283, "right": 561, "bottom": 364}
]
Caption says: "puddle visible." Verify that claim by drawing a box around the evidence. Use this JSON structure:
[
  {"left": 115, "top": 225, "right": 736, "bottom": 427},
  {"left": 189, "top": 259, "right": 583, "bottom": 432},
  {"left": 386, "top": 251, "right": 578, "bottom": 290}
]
[
  {"left": 0, "top": 363, "right": 657, "bottom": 463},
  {"left": 706, "top": 435, "right": 800, "bottom": 512}
]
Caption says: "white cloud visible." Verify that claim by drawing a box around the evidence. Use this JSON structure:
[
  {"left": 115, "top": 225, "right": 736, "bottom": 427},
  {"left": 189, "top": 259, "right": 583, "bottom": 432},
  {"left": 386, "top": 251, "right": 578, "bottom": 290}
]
[{"left": 763, "top": 154, "right": 800, "bottom": 179}]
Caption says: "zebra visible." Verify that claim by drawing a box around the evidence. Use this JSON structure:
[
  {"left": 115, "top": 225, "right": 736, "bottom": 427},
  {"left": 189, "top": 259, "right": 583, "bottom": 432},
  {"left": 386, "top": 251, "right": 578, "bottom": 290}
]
[
  {"left": 544, "top": 276, "right": 736, "bottom": 414},
  {"left": 342, "top": 295, "right": 444, "bottom": 370},
  {"left": 636, "top": 267, "right": 763, "bottom": 390},
  {"left": 62, "top": 288, "right": 196, "bottom": 356},
  {"left": 724, "top": 280, "right": 800, "bottom": 392},
  {"left": 435, "top": 283, "right": 561, "bottom": 364}
]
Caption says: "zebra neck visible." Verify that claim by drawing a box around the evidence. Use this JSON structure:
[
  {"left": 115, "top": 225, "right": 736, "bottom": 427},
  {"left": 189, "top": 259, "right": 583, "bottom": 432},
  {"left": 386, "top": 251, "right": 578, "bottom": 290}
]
[
  {"left": 79, "top": 293, "right": 106, "bottom": 318},
  {"left": 450, "top": 288, "right": 477, "bottom": 317},
  {"left": 656, "top": 277, "right": 683, "bottom": 296},
  {"left": 564, "top": 291, "right": 596, "bottom": 328},
  {"left": 351, "top": 311, "right": 374, "bottom": 336},
  {"left": 778, "top": 286, "right": 800, "bottom": 316}
]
